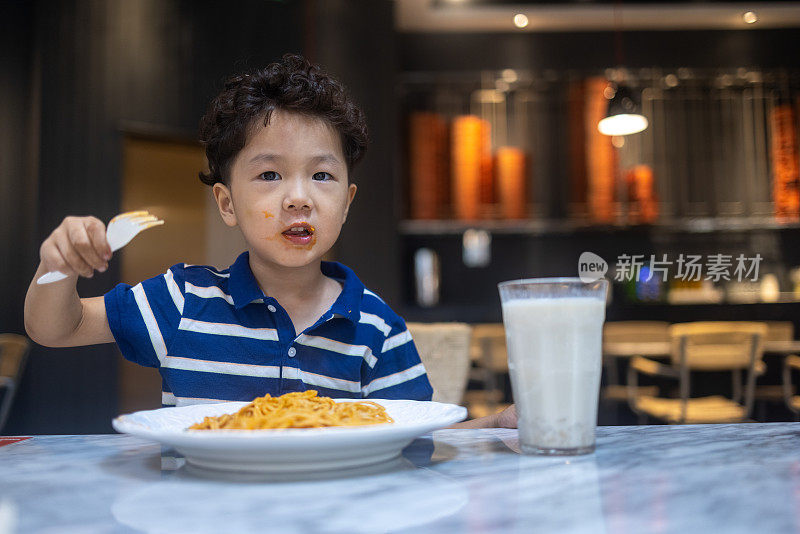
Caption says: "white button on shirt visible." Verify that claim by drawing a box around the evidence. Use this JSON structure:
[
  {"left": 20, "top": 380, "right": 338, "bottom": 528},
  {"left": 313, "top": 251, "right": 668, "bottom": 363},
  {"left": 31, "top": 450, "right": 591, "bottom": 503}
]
[
  {"left": 288, "top": 347, "right": 297, "bottom": 357},
  {"left": 267, "top": 305, "right": 277, "bottom": 313}
]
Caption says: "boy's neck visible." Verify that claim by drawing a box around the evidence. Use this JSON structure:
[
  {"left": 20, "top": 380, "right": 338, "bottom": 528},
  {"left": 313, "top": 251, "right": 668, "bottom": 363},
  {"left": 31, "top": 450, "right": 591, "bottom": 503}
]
[{"left": 247, "top": 253, "right": 331, "bottom": 304}]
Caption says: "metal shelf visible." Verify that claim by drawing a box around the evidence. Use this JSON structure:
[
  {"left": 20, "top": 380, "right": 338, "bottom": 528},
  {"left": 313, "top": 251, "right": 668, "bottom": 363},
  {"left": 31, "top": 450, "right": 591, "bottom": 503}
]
[{"left": 399, "top": 217, "right": 800, "bottom": 236}]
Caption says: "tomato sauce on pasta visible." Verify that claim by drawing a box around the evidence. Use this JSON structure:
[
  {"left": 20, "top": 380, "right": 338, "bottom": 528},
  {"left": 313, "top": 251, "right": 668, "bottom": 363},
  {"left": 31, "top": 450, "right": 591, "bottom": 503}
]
[{"left": 188, "top": 390, "right": 393, "bottom": 430}]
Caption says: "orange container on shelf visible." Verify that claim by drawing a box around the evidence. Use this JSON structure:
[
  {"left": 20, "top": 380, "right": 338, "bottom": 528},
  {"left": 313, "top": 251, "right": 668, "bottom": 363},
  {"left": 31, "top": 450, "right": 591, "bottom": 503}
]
[
  {"left": 770, "top": 104, "right": 800, "bottom": 221},
  {"left": 408, "top": 112, "right": 448, "bottom": 219},
  {"left": 479, "top": 120, "right": 494, "bottom": 207},
  {"left": 495, "top": 146, "right": 528, "bottom": 219},
  {"left": 452, "top": 115, "right": 490, "bottom": 220},
  {"left": 568, "top": 80, "right": 588, "bottom": 218},
  {"left": 585, "top": 77, "right": 618, "bottom": 224},
  {"left": 625, "top": 164, "right": 659, "bottom": 224}
]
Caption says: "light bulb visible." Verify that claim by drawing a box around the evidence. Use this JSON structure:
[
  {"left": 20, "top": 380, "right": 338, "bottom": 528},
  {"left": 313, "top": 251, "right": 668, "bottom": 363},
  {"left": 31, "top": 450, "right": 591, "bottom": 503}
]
[
  {"left": 598, "top": 114, "right": 649, "bottom": 136},
  {"left": 743, "top": 11, "right": 758, "bottom": 24}
]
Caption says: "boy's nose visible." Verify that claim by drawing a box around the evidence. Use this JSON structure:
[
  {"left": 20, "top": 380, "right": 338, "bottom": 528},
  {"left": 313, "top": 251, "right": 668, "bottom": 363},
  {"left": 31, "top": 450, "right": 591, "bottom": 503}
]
[{"left": 283, "top": 181, "right": 313, "bottom": 212}]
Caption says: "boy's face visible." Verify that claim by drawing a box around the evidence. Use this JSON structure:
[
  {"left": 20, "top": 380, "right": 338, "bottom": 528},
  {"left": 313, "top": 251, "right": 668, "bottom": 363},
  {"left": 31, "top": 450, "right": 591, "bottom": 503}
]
[{"left": 213, "top": 110, "right": 357, "bottom": 270}]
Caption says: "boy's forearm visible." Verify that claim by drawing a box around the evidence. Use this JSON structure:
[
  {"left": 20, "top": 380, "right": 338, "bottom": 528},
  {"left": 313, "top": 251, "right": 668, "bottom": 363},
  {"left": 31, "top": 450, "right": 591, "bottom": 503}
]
[
  {"left": 448, "top": 413, "right": 499, "bottom": 429},
  {"left": 24, "top": 263, "right": 84, "bottom": 346},
  {"left": 448, "top": 404, "right": 517, "bottom": 429}
]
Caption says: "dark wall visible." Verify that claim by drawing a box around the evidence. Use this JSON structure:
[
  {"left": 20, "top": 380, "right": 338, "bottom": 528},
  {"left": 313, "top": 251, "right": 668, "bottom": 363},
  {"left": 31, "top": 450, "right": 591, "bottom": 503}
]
[
  {"left": 400, "top": 29, "right": 800, "bottom": 71},
  {"left": 1, "top": 2, "right": 37, "bottom": 336},
  {"left": 309, "top": 0, "right": 402, "bottom": 306},
  {"left": 0, "top": 0, "right": 44, "bottom": 432},
  {"left": 5, "top": 0, "right": 304, "bottom": 434}
]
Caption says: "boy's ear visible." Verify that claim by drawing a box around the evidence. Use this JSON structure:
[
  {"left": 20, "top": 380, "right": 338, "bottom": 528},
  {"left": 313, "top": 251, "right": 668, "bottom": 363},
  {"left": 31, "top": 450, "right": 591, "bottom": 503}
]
[
  {"left": 213, "top": 183, "right": 238, "bottom": 227},
  {"left": 342, "top": 183, "right": 357, "bottom": 223}
]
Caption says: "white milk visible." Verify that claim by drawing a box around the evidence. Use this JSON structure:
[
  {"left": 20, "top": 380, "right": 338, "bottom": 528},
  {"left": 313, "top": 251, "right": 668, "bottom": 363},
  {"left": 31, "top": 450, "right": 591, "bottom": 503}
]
[{"left": 502, "top": 297, "right": 605, "bottom": 452}]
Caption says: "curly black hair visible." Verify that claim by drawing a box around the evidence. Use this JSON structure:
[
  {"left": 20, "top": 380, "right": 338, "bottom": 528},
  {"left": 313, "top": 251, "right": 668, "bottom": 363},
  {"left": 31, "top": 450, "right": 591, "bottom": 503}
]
[{"left": 198, "top": 53, "right": 369, "bottom": 186}]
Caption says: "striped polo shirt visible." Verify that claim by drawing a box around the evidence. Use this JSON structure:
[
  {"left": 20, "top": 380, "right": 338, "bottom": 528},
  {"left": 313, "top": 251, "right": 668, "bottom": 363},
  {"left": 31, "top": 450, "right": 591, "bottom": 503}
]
[{"left": 104, "top": 251, "right": 433, "bottom": 406}]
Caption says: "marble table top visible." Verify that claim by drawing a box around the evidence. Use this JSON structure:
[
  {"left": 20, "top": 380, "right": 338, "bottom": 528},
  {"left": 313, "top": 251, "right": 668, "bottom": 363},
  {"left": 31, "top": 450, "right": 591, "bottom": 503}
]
[{"left": 1, "top": 423, "right": 799, "bottom": 533}]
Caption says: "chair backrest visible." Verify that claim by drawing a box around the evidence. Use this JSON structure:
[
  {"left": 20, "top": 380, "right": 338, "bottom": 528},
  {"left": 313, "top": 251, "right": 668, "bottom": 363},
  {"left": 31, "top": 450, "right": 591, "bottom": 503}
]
[
  {"left": 0, "top": 334, "right": 30, "bottom": 381},
  {"left": 406, "top": 323, "right": 472, "bottom": 405},
  {"left": 469, "top": 323, "right": 508, "bottom": 372},
  {"left": 668, "top": 322, "right": 767, "bottom": 370},
  {"left": 765, "top": 321, "right": 794, "bottom": 342},
  {"left": 604, "top": 321, "right": 670, "bottom": 343},
  {"left": 0, "top": 334, "right": 31, "bottom": 432}
]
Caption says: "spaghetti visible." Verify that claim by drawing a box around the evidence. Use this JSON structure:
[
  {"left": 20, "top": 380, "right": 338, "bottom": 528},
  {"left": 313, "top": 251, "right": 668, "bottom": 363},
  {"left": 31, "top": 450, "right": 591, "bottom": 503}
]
[{"left": 188, "top": 390, "right": 393, "bottom": 430}]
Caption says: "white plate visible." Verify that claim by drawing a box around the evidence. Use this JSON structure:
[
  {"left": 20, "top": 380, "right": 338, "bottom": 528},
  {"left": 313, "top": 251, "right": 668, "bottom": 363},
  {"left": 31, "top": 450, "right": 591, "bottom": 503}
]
[{"left": 112, "top": 399, "right": 467, "bottom": 474}]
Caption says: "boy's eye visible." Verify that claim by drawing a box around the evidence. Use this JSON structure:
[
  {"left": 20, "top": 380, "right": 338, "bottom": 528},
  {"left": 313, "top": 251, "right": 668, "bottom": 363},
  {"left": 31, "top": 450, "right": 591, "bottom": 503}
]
[
  {"left": 259, "top": 171, "right": 280, "bottom": 181},
  {"left": 313, "top": 172, "right": 334, "bottom": 182}
]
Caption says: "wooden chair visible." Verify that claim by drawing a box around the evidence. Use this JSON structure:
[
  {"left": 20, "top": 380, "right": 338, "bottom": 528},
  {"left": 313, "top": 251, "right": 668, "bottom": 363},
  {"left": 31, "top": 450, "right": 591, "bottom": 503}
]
[
  {"left": 784, "top": 355, "right": 800, "bottom": 420},
  {"left": 0, "top": 334, "right": 31, "bottom": 433},
  {"left": 765, "top": 321, "right": 794, "bottom": 342},
  {"left": 465, "top": 323, "right": 509, "bottom": 417},
  {"left": 753, "top": 321, "right": 797, "bottom": 415},
  {"left": 602, "top": 321, "right": 670, "bottom": 403},
  {"left": 406, "top": 322, "right": 472, "bottom": 405},
  {"left": 627, "top": 322, "right": 767, "bottom": 424}
]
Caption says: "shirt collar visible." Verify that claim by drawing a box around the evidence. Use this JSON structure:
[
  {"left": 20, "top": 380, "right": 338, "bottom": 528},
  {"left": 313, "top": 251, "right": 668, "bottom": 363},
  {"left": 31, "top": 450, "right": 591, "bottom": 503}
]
[
  {"left": 228, "top": 252, "right": 365, "bottom": 323},
  {"left": 229, "top": 251, "right": 265, "bottom": 309},
  {"left": 320, "top": 261, "right": 365, "bottom": 324}
]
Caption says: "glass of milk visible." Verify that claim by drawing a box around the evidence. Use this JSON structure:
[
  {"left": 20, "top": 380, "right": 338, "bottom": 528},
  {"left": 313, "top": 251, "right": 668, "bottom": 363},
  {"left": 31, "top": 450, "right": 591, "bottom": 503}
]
[{"left": 498, "top": 278, "right": 608, "bottom": 455}]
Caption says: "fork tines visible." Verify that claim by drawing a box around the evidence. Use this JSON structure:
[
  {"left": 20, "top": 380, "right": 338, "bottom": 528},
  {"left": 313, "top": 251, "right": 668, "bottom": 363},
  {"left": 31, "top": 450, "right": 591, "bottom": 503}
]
[{"left": 111, "top": 210, "right": 164, "bottom": 228}]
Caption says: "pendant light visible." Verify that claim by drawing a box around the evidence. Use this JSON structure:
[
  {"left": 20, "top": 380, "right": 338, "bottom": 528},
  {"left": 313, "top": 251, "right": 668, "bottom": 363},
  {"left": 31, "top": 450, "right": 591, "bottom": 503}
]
[
  {"left": 598, "top": 1, "right": 648, "bottom": 137},
  {"left": 598, "top": 83, "right": 648, "bottom": 136}
]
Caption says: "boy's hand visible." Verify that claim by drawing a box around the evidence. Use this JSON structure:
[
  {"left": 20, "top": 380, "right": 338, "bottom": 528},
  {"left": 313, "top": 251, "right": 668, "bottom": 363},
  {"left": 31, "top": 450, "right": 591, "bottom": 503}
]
[
  {"left": 448, "top": 403, "right": 517, "bottom": 429},
  {"left": 40, "top": 216, "right": 112, "bottom": 278},
  {"left": 493, "top": 404, "right": 517, "bottom": 428}
]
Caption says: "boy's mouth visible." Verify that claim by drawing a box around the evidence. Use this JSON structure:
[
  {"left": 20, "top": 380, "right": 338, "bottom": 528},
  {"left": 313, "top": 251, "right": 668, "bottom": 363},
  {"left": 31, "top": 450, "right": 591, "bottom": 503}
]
[{"left": 281, "top": 222, "right": 315, "bottom": 245}]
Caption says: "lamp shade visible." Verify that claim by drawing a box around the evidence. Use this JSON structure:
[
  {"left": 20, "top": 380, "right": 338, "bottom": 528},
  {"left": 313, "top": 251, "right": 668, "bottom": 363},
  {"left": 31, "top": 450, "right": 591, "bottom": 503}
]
[{"left": 597, "top": 84, "right": 648, "bottom": 136}]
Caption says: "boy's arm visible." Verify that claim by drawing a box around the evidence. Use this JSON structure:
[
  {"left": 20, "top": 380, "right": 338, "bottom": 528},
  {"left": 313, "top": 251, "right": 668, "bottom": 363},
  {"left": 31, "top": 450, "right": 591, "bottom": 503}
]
[
  {"left": 449, "top": 404, "right": 517, "bottom": 429},
  {"left": 24, "top": 265, "right": 114, "bottom": 347},
  {"left": 24, "top": 216, "right": 115, "bottom": 347}
]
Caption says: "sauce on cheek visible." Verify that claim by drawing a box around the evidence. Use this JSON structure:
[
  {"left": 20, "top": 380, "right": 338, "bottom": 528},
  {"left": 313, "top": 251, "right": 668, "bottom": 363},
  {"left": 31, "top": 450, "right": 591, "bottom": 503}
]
[{"left": 262, "top": 211, "right": 276, "bottom": 240}]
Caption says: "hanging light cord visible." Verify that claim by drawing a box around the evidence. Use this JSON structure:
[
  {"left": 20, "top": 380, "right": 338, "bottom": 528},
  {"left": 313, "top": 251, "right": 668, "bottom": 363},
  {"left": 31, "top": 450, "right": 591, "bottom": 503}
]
[{"left": 614, "top": 0, "right": 624, "bottom": 68}]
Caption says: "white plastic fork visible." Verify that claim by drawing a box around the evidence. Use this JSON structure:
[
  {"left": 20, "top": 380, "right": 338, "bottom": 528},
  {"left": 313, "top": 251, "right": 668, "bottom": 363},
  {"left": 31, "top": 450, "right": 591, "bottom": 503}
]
[{"left": 37, "top": 210, "right": 165, "bottom": 285}]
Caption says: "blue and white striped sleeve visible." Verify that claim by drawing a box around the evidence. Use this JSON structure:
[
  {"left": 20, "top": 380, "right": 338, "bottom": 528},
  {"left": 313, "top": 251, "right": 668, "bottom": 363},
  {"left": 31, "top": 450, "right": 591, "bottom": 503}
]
[
  {"left": 362, "top": 319, "right": 433, "bottom": 401},
  {"left": 103, "top": 263, "right": 185, "bottom": 368}
]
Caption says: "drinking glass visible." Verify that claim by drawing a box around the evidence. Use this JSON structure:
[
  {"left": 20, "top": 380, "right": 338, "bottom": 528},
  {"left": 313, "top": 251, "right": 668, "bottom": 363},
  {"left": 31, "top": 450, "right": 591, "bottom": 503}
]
[{"left": 498, "top": 278, "right": 608, "bottom": 455}]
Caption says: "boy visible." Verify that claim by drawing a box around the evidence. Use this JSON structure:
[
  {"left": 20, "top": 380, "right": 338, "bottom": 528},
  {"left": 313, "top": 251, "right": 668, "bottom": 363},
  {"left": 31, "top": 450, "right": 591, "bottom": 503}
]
[{"left": 24, "top": 54, "right": 515, "bottom": 428}]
